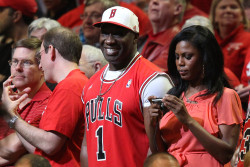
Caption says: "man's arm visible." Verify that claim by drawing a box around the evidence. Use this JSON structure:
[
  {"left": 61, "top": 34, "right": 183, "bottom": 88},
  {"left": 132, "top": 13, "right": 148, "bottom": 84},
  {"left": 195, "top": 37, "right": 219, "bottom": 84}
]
[
  {"left": 16, "top": 132, "right": 36, "bottom": 153},
  {"left": 1, "top": 77, "right": 67, "bottom": 156},
  {"left": 80, "top": 128, "right": 88, "bottom": 167},
  {"left": 14, "top": 118, "right": 67, "bottom": 156},
  {"left": 0, "top": 133, "right": 26, "bottom": 166},
  {"left": 142, "top": 75, "right": 173, "bottom": 153}
]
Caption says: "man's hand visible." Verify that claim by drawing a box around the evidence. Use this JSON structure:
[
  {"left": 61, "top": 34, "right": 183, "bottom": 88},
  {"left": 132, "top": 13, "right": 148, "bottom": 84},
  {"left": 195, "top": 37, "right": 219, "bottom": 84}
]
[{"left": 1, "top": 76, "right": 30, "bottom": 119}]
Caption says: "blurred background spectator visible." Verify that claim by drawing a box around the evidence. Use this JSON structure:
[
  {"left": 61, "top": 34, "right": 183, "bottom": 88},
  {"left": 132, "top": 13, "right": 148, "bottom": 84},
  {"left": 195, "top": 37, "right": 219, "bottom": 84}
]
[
  {"left": 43, "top": 0, "right": 77, "bottom": 20},
  {"left": 0, "top": 0, "right": 37, "bottom": 94},
  {"left": 210, "top": 0, "right": 250, "bottom": 80},
  {"left": 79, "top": 45, "right": 107, "bottom": 79},
  {"left": 28, "top": 17, "right": 61, "bottom": 40},
  {"left": 139, "top": 0, "right": 186, "bottom": 72}
]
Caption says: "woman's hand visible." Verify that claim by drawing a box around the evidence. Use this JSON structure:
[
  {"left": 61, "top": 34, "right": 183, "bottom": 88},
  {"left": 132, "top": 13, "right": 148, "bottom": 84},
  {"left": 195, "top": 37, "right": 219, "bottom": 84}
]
[
  {"left": 162, "top": 94, "right": 192, "bottom": 125},
  {"left": 148, "top": 96, "right": 164, "bottom": 128}
]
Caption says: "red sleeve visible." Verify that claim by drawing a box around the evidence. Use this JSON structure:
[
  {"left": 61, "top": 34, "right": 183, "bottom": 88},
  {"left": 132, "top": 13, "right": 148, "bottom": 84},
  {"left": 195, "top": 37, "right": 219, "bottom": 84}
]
[
  {"left": 57, "top": 4, "right": 84, "bottom": 28},
  {"left": 216, "top": 88, "right": 243, "bottom": 125}
]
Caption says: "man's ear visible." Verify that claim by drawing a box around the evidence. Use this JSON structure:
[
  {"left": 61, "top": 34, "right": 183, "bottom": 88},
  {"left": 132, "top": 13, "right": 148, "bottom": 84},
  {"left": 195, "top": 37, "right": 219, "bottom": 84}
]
[
  {"left": 94, "top": 62, "right": 102, "bottom": 72},
  {"left": 48, "top": 45, "right": 56, "bottom": 61},
  {"left": 134, "top": 33, "right": 139, "bottom": 44},
  {"left": 174, "top": 3, "right": 183, "bottom": 16},
  {"left": 51, "top": 46, "right": 57, "bottom": 61},
  {"left": 12, "top": 10, "right": 23, "bottom": 23}
]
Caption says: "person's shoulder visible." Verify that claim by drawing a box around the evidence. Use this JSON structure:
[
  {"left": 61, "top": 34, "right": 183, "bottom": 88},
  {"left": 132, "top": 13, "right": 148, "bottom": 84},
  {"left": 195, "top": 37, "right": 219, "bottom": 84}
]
[
  {"left": 235, "top": 25, "right": 250, "bottom": 39},
  {"left": 57, "top": 4, "right": 85, "bottom": 27},
  {"left": 58, "top": 69, "right": 88, "bottom": 88},
  {"left": 222, "top": 87, "right": 238, "bottom": 97},
  {"left": 138, "top": 56, "right": 163, "bottom": 72}
]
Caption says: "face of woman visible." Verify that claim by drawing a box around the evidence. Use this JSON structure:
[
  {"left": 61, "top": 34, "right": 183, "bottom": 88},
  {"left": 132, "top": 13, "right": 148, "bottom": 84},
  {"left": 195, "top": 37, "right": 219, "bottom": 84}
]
[
  {"left": 175, "top": 41, "right": 203, "bottom": 83},
  {"left": 215, "top": 0, "right": 243, "bottom": 29}
]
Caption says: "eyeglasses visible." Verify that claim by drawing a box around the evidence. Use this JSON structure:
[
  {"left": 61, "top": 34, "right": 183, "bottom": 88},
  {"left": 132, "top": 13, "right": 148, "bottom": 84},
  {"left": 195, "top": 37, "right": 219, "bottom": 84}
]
[
  {"left": 8, "top": 59, "right": 36, "bottom": 68},
  {"left": 80, "top": 13, "right": 102, "bottom": 20}
]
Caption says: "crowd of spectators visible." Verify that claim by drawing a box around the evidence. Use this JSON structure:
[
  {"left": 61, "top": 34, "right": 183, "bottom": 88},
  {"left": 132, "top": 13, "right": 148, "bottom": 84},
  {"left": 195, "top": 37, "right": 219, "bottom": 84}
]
[{"left": 1, "top": 0, "right": 250, "bottom": 167}]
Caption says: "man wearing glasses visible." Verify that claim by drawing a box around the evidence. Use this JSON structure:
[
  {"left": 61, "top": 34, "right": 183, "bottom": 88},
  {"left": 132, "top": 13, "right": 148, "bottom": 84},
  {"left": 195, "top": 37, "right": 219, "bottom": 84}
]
[
  {"left": 0, "top": 0, "right": 37, "bottom": 90},
  {"left": 81, "top": 0, "right": 118, "bottom": 47},
  {"left": 2, "top": 27, "right": 88, "bottom": 167},
  {"left": 0, "top": 38, "right": 51, "bottom": 166}
]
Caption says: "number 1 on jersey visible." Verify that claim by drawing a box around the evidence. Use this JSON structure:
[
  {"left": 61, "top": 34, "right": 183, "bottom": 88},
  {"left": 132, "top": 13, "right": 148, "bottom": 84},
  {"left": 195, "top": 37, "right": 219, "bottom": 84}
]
[{"left": 96, "top": 126, "right": 106, "bottom": 161}]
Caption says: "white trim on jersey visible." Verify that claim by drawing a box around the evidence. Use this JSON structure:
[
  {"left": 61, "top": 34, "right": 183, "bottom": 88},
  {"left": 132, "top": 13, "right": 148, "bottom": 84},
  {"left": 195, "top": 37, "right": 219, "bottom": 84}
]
[{"left": 139, "top": 74, "right": 173, "bottom": 111}]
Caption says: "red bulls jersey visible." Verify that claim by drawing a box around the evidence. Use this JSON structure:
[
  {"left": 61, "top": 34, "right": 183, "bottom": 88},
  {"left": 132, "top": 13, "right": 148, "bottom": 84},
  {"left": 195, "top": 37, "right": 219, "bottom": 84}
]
[{"left": 82, "top": 54, "right": 165, "bottom": 167}]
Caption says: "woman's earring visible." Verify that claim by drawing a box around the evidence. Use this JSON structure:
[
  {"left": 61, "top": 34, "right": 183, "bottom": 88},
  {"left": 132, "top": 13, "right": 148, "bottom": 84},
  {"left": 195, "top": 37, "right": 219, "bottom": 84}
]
[{"left": 202, "top": 65, "right": 205, "bottom": 78}]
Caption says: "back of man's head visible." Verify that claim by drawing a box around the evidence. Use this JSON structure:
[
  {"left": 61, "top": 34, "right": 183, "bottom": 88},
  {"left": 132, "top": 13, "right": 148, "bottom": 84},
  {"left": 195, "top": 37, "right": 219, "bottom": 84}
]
[
  {"left": 82, "top": 45, "right": 107, "bottom": 65},
  {"left": 15, "top": 154, "right": 51, "bottom": 167},
  {"left": 28, "top": 17, "right": 61, "bottom": 38},
  {"left": 43, "top": 27, "right": 82, "bottom": 64},
  {"left": 144, "top": 152, "right": 180, "bottom": 167},
  {"left": 79, "top": 45, "right": 107, "bottom": 78}
]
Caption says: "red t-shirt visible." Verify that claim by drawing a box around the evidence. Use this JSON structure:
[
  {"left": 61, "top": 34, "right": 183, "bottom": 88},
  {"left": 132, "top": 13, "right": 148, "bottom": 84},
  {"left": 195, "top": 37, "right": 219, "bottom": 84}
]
[
  {"left": 57, "top": 4, "right": 84, "bottom": 34},
  {"left": 34, "top": 69, "right": 88, "bottom": 167},
  {"left": 0, "top": 83, "right": 51, "bottom": 140},
  {"left": 215, "top": 25, "right": 250, "bottom": 80},
  {"left": 82, "top": 54, "right": 164, "bottom": 167},
  {"left": 141, "top": 25, "right": 180, "bottom": 72},
  {"left": 190, "top": 0, "right": 212, "bottom": 14}
]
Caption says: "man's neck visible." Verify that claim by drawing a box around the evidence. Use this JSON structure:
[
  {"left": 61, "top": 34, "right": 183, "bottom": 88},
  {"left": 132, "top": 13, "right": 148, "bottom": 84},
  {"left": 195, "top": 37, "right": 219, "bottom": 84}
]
[
  {"left": 53, "top": 61, "right": 79, "bottom": 83},
  {"left": 152, "top": 18, "right": 179, "bottom": 34}
]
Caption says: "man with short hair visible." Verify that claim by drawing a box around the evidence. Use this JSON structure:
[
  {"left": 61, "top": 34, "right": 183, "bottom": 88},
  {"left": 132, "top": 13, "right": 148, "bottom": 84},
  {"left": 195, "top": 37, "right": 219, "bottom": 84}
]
[
  {"left": 0, "top": 0, "right": 37, "bottom": 91},
  {"left": 15, "top": 154, "right": 51, "bottom": 167},
  {"left": 140, "top": 0, "right": 186, "bottom": 72},
  {"left": 2, "top": 27, "right": 88, "bottom": 167},
  {"left": 79, "top": 45, "right": 107, "bottom": 79},
  {"left": 81, "top": 0, "right": 118, "bottom": 47},
  {"left": 0, "top": 38, "right": 51, "bottom": 166},
  {"left": 28, "top": 17, "right": 61, "bottom": 91},
  {"left": 144, "top": 152, "right": 180, "bottom": 167},
  {"left": 81, "top": 6, "right": 173, "bottom": 167},
  {"left": 28, "top": 17, "right": 61, "bottom": 40}
]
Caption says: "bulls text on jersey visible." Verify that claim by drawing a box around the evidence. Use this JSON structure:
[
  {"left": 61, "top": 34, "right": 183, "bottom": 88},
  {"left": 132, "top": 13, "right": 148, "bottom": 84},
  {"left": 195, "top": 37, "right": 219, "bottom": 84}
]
[{"left": 85, "top": 97, "right": 122, "bottom": 130}]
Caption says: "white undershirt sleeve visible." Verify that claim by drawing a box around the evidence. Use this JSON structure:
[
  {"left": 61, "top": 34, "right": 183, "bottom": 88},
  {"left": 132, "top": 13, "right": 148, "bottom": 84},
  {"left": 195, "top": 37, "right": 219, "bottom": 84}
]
[{"left": 141, "top": 75, "right": 173, "bottom": 107}]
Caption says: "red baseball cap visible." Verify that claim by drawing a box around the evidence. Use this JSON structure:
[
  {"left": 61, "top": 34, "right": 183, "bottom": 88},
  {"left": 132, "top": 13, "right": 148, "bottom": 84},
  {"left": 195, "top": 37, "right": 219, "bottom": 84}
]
[{"left": 0, "top": 0, "right": 37, "bottom": 17}]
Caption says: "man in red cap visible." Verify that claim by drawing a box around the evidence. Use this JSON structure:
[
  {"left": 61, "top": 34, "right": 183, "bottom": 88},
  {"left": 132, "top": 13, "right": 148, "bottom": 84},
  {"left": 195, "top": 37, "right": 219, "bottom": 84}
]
[{"left": 0, "top": 0, "right": 37, "bottom": 93}]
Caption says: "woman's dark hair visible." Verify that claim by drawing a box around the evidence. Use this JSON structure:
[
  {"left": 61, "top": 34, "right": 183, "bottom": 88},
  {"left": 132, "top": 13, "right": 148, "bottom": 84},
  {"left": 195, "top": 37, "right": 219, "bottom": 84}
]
[{"left": 167, "top": 25, "right": 230, "bottom": 105}]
